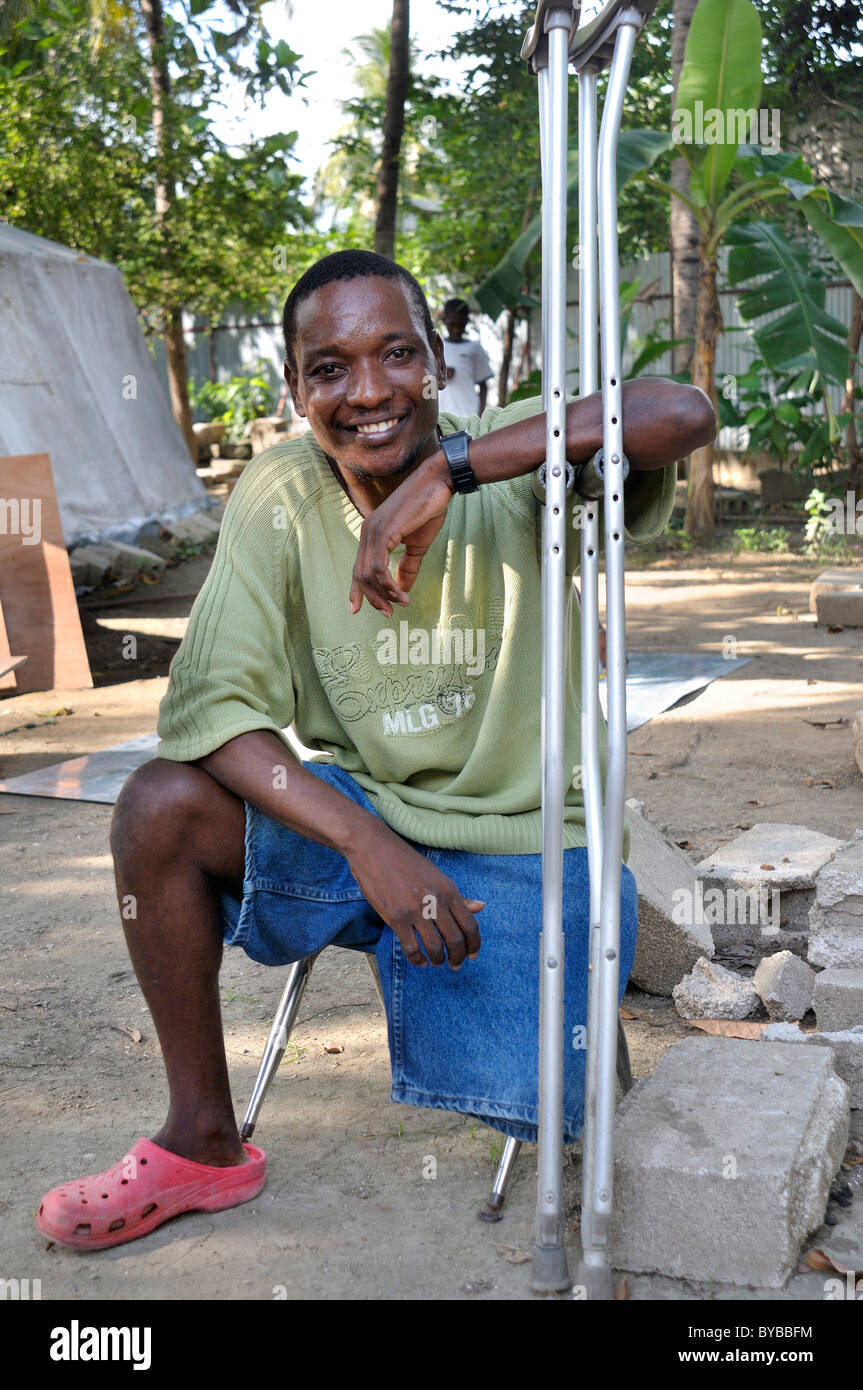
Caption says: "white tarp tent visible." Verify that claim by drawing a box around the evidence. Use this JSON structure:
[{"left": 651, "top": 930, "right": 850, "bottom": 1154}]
[{"left": 0, "top": 224, "right": 209, "bottom": 547}]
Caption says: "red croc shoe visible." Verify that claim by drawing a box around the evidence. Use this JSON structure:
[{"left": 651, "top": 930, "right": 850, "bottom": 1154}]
[{"left": 36, "top": 1137, "right": 267, "bottom": 1250}]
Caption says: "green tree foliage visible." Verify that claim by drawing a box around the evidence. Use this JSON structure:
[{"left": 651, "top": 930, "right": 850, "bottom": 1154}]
[{"left": 0, "top": 0, "right": 310, "bottom": 332}]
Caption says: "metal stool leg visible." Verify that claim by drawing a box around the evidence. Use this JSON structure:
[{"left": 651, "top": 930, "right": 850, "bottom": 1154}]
[
  {"left": 240, "top": 955, "right": 316, "bottom": 1140},
  {"left": 478, "top": 1137, "right": 523, "bottom": 1223}
]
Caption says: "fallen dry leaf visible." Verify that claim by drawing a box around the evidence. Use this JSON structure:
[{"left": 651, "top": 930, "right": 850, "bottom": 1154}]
[
  {"left": 804, "top": 1248, "right": 840, "bottom": 1273},
  {"left": 613, "top": 1278, "right": 630, "bottom": 1300},
  {"left": 747, "top": 800, "right": 765, "bottom": 807},
  {"left": 496, "top": 1245, "right": 532, "bottom": 1265},
  {"left": 827, "top": 624, "right": 845, "bottom": 633},
  {"left": 619, "top": 1005, "right": 638, "bottom": 1020},
  {"left": 802, "top": 717, "right": 849, "bottom": 729},
  {"left": 113, "top": 1024, "right": 142, "bottom": 1044},
  {"left": 760, "top": 863, "right": 775, "bottom": 870},
  {"left": 676, "top": 840, "right": 693, "bottom": 850},
  {"left": 323, "top": 1041, "right": 344, "bottom": 1054},
  {"left": 688, "top": 1019, "right": 768, "bottom": 1040},
  {"left": 805, "top": 777, "right": 836, "bottom": 789}
]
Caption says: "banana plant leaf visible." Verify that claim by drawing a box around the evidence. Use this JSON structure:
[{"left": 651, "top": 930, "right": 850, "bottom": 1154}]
[
  {"left": 675, "top": 0, "right": 763, "bottom": 208},
  {"left": 726, "top": 221, "right": 850, "bottom": 385},
  {"left": 472, "top": 129, "right": 672, "bottom": 320}
]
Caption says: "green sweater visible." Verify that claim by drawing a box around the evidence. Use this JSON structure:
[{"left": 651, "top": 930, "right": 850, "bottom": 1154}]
[{"left": 156, "top": 396, "right": 676, "bottom": 854}]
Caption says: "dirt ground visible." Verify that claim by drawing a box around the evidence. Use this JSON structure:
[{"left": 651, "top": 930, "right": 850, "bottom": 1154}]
[{"left": 2, "top": 545, "right": 863, "bottom": 1301}]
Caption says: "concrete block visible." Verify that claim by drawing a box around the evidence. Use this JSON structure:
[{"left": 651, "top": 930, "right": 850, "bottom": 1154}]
[
  {"left": 761, "top": 1021, "right": 863, "bottom": 1107},
  {"left": 809, "top": 568, "right": 863, "bottom": 614},
  {"left": 249, "top": 415, "right": 289, "bottom": 455},
  {"left": 136, "top": 533, "right": 176, "bottom": 560},
  {"left": 163, "top": 512, "right": 222, "bottom": 544},
  {"left": 753, "top": 950, "right": 816, "bottom": 1021},
  {"left": 100, "top": 540, "right": 166, "bottom": 574},
  {"left": 854, "top": 711, "right": 863, "bottom": 778},
  {"left": 816, "top": 589, "right": 863, "bottom": 627},
  {"left": 672, "top": 957, "right": 759, "bottom": 1020},
  {"left": 608, "top": 1038, "right": 850, "bottom": 1287},
  {"left": 813, "top": 967, "right": 863, "bottom": 1031},
  {"left": 69, "top": 544, "right": 117, "bottom": 588},
  {"left": 696, "top": 823, "right": 842, "bottom": 946},
  {"left": 625, "top": 802, "right": 714, "bottom": 996},
  {"left": 809, "top": 841, "right": 863, "bottom": 969}
]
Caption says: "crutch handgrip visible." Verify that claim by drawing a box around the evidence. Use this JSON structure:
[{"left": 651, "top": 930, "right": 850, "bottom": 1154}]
[{"left": 575, "top": 449, "right": 630, "bottom": 499}]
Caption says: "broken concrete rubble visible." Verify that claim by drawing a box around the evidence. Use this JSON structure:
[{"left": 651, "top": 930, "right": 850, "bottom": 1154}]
[
  {"left": 808, "top": 841, "right": 863, "bottom": 970},
  {"left": 672, "top": 956, "right": 758, "bottom": 1021},
  {"left": 608, "top": 1038, "right": 849, "bottom": 1287},
  {"left": 625, "top": 800, "right": 713, "bottom": 996},
  {"left": 753, "top": 949, "right": 816, "bottom": 1022},
  {"left": 813, "top": 967, "right": 863, "bottom": 1032},
  {"left": 761, "top": 1022, "right": 863, "bottom": 1108},
  {"left": 696, "top": 823, "right": 842, "bottom": 948}
]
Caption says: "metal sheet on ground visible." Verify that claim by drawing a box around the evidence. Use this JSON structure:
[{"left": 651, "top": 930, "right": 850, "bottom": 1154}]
[{"left": 0, "top": 653, "right": 750, "bottom": 805}]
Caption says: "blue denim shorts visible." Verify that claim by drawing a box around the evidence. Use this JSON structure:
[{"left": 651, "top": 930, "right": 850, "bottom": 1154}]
[{"left": 220, "top": 761, "right": 638, "bottom": 1144}]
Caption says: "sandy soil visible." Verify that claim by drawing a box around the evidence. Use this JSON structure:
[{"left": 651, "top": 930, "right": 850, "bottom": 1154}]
[{"left": 2, "top": 547, "right": 862, "bottom": 1301}]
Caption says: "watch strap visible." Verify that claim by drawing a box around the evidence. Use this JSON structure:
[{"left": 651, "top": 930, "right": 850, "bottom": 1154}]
[{"left": 440, "top": 430, "right": 478, "bottom": 494}]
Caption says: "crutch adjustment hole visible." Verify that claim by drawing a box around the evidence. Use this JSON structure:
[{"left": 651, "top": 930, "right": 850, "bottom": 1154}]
[
  {"left": 613, "top": 532, "right": 620, "bottom": 541},
  {"left": 553, "top": 389, "right": 561, "bottom": 398},
  {"left": 605, "top": 949, "right": 616, "bottom": 960},
  {"left": 587, "top": 548, "right": 594, "bottom": 556},
  {"left": 587, "top": 511, "right": 594, "bottom": 521},
  {"left": 611, "top": 416, "right": 617, "bottom": 424},
  {"left": 552, "top": 545, "right": 560, "bottom": 554},
  {"left": 613, "top": 493, "right": 619, "bottom": 502},
  {"left": 552, "top": 506, "right": 560, "bottom": 515},
  {"left": 553, "top": 429, "right": 560, "bottom": 438},
  {"left": 610, "top": 378, "right": 616, "bottom": 386}
]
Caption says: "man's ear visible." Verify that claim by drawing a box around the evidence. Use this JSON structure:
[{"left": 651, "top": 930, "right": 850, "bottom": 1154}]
[
  {"left": 432, "top": 332, "right": 448, "bottom": 391},
  {"left": 284, "top": 360, "right": 306, "bottom": 419}
]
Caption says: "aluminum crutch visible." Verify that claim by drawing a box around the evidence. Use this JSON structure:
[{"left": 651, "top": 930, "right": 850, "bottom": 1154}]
[
  {"left": 521, "top": 0, "right": 581, "bottom": 1295},
  {"left": 570, "top": 0, "right": 656, "bottom": 1302},
  {"left": 522, "top": 0, "right": 656, "bottom": 1297}
]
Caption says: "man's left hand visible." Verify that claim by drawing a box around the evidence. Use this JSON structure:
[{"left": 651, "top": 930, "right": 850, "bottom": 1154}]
[{"left": 349, "top": 458, "right": 454, "bottom": 616}]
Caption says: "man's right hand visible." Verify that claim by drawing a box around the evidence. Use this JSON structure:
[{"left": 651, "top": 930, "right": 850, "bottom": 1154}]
[{"left": 347, "top": 833, "right": 484, "bottom": 970}]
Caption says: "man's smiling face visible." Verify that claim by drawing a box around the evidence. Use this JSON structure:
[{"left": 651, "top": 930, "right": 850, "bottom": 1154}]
[{"left": 285, "top": 276, "right": 448, "bottom": 484}]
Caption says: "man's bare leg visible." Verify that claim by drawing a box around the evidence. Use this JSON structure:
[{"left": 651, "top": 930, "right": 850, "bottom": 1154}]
[{"left": 110, "top": 758, "right": 249, "bottom": 1168}]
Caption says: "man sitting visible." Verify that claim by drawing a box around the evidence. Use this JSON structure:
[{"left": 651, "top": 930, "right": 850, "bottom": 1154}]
[{"left": 37, "top": 249, "right": 715, "bottom": 1250}]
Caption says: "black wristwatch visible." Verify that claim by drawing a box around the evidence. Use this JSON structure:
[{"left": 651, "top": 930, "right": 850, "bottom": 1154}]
[{"left": 439, "top": 429, "right": 479, "bottom": 494}]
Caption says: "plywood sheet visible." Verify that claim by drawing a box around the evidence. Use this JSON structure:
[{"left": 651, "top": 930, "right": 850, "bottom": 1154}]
[
  {"left": 0, "top": 454, "right": 92, "bottom": 692},
  {"left": 0, "top": 595, "right": 23, "bottom": 689}
]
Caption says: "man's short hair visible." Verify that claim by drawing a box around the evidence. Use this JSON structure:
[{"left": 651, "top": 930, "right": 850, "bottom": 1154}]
[
  {"left": 282, "top": 250, "right": 437, "bottom": 373},
  {"left": 443, "top": 298, "right": 470, "bottom": 316}
]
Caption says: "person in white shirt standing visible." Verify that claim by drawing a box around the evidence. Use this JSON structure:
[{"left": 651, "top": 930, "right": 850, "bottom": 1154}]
[{"left": 440, "top": 298, "right": 493, "bottom": 417}]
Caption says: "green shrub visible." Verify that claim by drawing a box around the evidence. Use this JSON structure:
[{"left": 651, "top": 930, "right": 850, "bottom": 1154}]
[{"left": 189, "top": 361, "right": 275, "bottom": 439}]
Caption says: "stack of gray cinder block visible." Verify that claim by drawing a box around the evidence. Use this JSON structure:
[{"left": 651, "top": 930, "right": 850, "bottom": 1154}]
[
  {"left": 696, "top": 824, "right": 842, "bottom": 956},
  {"left": 624, "top": 801, "right": 713, "bottom": 996},
  {"left": 808, "top": 840, "right": 863, "bottom": 969},
  {"left": 811, "top": 569, "right": 863, "bottom": 628},
  {"left": 608, "top": 1038, "right": 850, "bottom": 1287},
  {"left": 761, "top": 1022, "right": 863, "bottom": 1108}
]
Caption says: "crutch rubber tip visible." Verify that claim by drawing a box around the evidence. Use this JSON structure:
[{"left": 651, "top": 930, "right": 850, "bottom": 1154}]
[
  {"left": 477, "top": 1200, "right": 504, "bottom": 1223},
  {"left": 574, "top": 1258, "right": 614, "bottom": 1301},
  {"left": 239, "top": 1122, "right": 255, "bottom": 1141},
  {"left": 530, "top": 1244, "right": 571, "bottom": 1294}
]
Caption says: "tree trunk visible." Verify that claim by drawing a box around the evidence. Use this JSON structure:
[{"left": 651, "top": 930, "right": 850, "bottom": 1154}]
[
  {"left": 670, "top": 0, "right": 700, "bottom": 378},
  {"left": 684, "top": 241, "right": 722, "bottom": 534},
  {"left": 141, "top": 0, "right": 196, "bottom": 460},
  {"left": 497, "top": 309, "right": 516, "bottom": 408},
  {"left": 843, "top": 288, "right": 863, "bottom": 494},
  {"left": 373, "top": 0, "right": 410, "bottom": 259}
]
